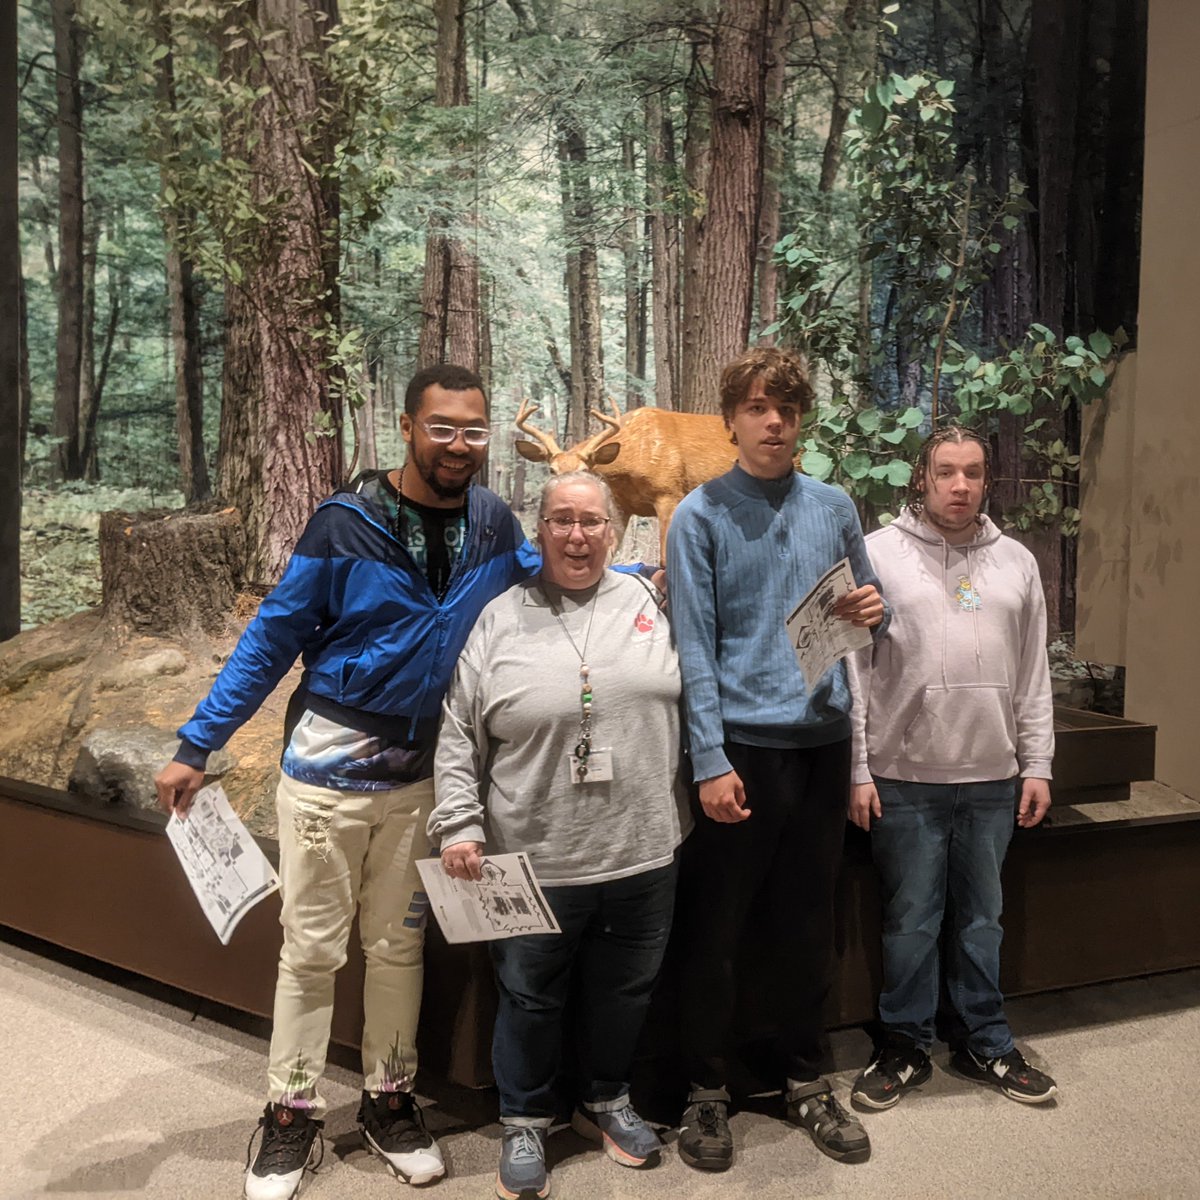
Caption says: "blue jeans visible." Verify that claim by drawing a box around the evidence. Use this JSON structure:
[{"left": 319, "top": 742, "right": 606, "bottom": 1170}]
[
  {"left": 870, "top": 777, "right": 1019, "bottom": 1058},
  {"left": 488, "top": 857, "right": 677, "bottom": 1122}
]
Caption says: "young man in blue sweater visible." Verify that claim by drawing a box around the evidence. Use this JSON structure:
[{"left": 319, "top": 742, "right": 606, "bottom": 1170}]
[
  {"left": 154, "top": 365, "right": 539, "bottom": 1200},
  {"left": 667, "top": 347, "right": 887, "bottom": 1172}
]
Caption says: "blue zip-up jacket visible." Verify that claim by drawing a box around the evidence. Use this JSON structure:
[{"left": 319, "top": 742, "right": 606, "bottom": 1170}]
[{"left": 176, "top": 481, "right": 540, "bottom": 765}]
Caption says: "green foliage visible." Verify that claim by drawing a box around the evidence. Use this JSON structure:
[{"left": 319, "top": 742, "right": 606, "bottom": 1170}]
[{"left": 773, "top": 70, "right": 1118, "bottom": 533}]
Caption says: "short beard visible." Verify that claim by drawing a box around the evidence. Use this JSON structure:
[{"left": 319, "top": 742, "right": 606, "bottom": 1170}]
[{"left": 415, "top": 455, "right": 473, "bottom": 500}]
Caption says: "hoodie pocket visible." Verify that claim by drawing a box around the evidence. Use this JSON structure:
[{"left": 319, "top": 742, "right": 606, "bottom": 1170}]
[{"left": 899, "top": 683, "right": 1016, "bottom": 771}]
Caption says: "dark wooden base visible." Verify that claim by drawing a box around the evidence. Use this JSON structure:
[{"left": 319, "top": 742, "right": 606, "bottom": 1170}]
[{"left": 3, "top": 777, "right": 1198, "bottom": 1091}]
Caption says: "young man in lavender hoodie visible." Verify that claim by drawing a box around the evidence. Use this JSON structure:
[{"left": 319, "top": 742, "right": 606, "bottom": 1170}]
[{"left": 846, "top": 425, "right": 1058, "bottom": 1111}]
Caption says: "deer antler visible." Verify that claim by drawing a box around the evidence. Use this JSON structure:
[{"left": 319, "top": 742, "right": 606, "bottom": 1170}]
[
  {"left": 586, "top": 397, "right": 624, "bottom": 450},
  {"left": 515, "top": 396, "right": 563, "bottom": 458}
]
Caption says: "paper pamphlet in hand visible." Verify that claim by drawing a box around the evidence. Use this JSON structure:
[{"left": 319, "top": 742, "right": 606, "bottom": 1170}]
[
  {"left": 416, "top": 852, "right": 562, "bottom": 944},
  {"left": 166, "top": 784, "right": 280, "bottom": 946},
  {"left": 785, "top": 557, "right": 874, "bottom": 692}
]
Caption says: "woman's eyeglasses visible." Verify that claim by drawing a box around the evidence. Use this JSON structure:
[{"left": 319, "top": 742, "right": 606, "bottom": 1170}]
[
  {"left": 540, "top": 516, "right": 612, "bottom": 537},
  {"left": 419, "top": 422, "right": 492, "bottom": 447}
]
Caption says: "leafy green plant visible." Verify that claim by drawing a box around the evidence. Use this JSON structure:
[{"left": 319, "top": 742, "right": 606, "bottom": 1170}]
[{"left": 772, "top": 71, "right": 1118, "bottom": 531}]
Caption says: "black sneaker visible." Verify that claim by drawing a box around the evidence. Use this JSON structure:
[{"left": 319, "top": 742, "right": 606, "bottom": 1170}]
[
  {"left": 244, "top": 1104, "right": 323, "bottom": 1200},
  {"left": 358, "top": 1090, "right": 446, "bottom": 1184},
  {"left": 678, "top": 1087, "right": 733, "bottom": 1172},
  {"left": 851, "top": 1042, "right": 933, "bottom": 1110},
  {"left": 784, "top": 1079, "right": 870, "bottom": 1164},
  {"left": 952, "top": 1047, "right": 1058, "bottom": 1104}
]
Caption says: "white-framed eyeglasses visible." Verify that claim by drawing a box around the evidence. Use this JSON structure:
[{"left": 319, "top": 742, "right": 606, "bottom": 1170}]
[
  {"left": 419, "top": 422, "right": 492, "bottom": 447},
  {"left": 540, "top": 516, "right": 612, "bottom": 537}
]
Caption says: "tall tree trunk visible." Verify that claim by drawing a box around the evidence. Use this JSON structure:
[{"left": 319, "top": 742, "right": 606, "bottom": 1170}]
[
  {"left": 156, "top": 3, "right": 211, "bottom": 503},
  {"left": 646, "top": 94, "right": 680, "bottom": 409},
  {"left": 1028, "top": 0, "right": 1082, "bottom": 339},
  {"left": 818, "top": 0, "right": 870, "bottom": 196},
  {"left": 217, "top": 0, "right": 344, "bottom": 585},
  {"left": 1094, "top": 0, "right": 1145, "bottom": 339},
  {"left": 79, "top": 274, "right": 118, "bottom": 482},
  {"left": 18, "top": 268, "right": 31, "bottom": 472},
  {"left": 1, "top": 0, "right": 20, "bottom": 640},
  {"left": 755, "top": 0, "right": 792, "bottom": 339},
  {"left": 680, "top": 0, "right": 771, "bottom": 413},
  {"left": 51, "top": 0, "right": 85, "bottom": 480},
  {"left": 78, "top": 196, "right": 99, "bottom": 479},
  {"left": 1025, "top": 0, "right": 1088, "bottom": 634},
  {"left": 417, "top": 0, "right": 481, "bottom": 370},
  {"left": 621, "top": 133, "right": 643, "bottom": 408},
  {"left": 558, "top": 116, "right": 604, "bottom": 439}
]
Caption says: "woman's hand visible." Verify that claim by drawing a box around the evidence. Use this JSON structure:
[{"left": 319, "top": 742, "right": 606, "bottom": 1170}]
[{"left": 441, "top": 840, "right": 485, "bottom": 881}]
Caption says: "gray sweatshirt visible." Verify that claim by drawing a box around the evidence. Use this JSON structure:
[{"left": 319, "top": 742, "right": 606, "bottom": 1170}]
[
  {"left": 847, "top": 508, "right": 1054, "bottom": 786},
  {"left": 431, "top": 570, "right": 691, "bottom": 886}
]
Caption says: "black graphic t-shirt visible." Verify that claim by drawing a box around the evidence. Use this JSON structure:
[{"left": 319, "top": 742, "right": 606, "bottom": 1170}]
[{"left": 376, "top": 474, "right": 468, "bottom": 600}]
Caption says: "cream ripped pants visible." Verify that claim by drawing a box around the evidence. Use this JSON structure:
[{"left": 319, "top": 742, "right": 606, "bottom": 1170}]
[{"left": 267, "top": 772, "right": 433, "bottom": 1114}]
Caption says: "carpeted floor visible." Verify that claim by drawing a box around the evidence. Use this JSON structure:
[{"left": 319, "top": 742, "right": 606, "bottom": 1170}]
[{"left": 3, "top": 933, "right": 1197, "bottom": 1200}]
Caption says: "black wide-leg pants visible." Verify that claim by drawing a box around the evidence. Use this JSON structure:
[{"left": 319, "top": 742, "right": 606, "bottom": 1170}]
[{"left": 677, "top": 737, "right": 851, "bottom": 1089}]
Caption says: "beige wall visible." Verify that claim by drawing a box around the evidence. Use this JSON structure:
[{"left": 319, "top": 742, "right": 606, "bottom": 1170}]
[
  {"left": 1076, "top": 353, "right": 1135, "bottom": 664},
  {"left": 1121, "top": 0, "right": 1200, "bottom": 799}
]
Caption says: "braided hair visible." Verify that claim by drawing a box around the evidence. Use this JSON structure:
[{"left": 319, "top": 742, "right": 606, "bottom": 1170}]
[{"left": 906, "top": 425, "right": 992, "bottom": 517}]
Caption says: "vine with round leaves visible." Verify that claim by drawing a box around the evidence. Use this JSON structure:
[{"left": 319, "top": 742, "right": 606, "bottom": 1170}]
[{"left": 771, "top": 71, "right": 1119, "bottom": 530}]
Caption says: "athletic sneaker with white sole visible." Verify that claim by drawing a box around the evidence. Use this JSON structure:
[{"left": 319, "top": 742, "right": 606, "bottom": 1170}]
[
  {"left": 570, "top": 1101, "right": 661, "bottom": 1168},
  {"left": 358, "top": 1090, "right": 446, "bottom": 1185},
  {"left": 951, "top": 1047, "right": 1058, "bottom": 1103},
  {"left": 496, "top": 1125, "right": 550, "bottom": 1200},
  {"left": 244, "top": 1104, "right": 323, "bottom": 1200},
  {"left": 851, "top": 1043, "right": 933, "bottom": 1110}
]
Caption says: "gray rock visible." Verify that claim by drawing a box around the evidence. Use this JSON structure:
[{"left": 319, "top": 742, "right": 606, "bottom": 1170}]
[
  {"left": 70, "top": 726, "right": 235, "bottom": 810},
  {"left": 97, "top": 650, "right": 189, "bottom": 691}
]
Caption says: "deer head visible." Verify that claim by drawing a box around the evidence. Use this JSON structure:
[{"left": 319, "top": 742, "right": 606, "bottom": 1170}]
[{"left": 514, "top": 397, "right": 624, "bottom": 472}]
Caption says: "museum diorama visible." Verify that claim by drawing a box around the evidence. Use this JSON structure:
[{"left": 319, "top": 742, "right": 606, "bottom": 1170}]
[{"left": 2, "top": 0, "right": 1198, "bottom": 1096}]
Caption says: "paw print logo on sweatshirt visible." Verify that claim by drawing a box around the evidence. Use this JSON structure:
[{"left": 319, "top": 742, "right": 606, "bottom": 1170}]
[{"left": 634, "top": 612, "right": 655, "bottom": 634}]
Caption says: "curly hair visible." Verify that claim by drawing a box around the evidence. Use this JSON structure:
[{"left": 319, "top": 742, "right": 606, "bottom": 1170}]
[
  {"left": 719, "top": 346, "right": 815, "bottom": 423},
  {"left": 906, "top": 425, "right": 992, "bottom": 516}
]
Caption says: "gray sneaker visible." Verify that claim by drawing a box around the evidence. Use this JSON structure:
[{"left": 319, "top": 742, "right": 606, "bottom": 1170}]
[
  {"left": 784, "top": 1079, "right": 870, "bottom": 1164},
  {"left": 571, "top": 1101, "right": 661, "bottom": 1167},
  {"left": 496, "top": 1125, "right": 550, "bottom": 1200}
]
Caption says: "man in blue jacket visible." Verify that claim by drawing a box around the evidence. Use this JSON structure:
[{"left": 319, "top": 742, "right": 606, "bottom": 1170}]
[{"left": 155, "top": 364, "right": 539, "bottom": 1200}]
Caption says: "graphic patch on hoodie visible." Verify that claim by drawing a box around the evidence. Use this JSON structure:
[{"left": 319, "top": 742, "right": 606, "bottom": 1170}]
[{"left": 955, "top": 575, "right": 983, "bottom": 611}]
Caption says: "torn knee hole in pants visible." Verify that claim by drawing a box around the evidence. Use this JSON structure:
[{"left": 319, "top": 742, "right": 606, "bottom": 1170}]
[{"left": 292, "top": 797, "right": 336, "bottom": 858}]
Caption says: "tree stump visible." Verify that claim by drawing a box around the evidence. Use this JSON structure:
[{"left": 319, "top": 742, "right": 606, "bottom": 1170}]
[{"left": 100, "top": 507, "right": 246, "bottom": 637}]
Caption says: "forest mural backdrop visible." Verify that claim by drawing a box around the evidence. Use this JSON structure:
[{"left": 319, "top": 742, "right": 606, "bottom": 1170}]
[{"left": 11, "top": 0, "right": 1146, "bottom": 632}]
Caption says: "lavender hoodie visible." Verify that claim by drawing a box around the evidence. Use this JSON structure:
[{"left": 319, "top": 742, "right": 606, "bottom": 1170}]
[{"left": 847, "top": 508, "right": 1054, "bottom": 786}]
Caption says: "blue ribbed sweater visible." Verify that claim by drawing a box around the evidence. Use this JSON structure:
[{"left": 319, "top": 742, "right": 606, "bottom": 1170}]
[{"left": 666, "top": 464, "right": 888, "bottom": 782}]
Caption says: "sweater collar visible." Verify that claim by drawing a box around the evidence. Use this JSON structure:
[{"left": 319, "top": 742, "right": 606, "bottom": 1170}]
[{"left": 726, "top": 461, "right": 797, "bottom": 503}]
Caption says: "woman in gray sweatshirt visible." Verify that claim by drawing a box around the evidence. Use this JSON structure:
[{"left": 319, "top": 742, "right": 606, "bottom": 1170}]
[{"left": 431, "top": 471, "right": 689, "bottom": 1200}]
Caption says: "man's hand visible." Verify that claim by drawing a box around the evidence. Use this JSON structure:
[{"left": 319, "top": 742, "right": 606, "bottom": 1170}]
[
  {"left": 650, "top": 567, "right": 667, "bottom": 596},
  {"left": 848, "top": 782, "right": 882, "bottom": 831},
  {"left": 154, "top": 761, "right": 205, "bottom": 819},
  {"left": 833, "top": 584, "right": 885, "bottom": 628},
  {"left": 698, "top": 770, "right": 751, "bottom": 823},
  {"left": 442, "top": 840, "right": 485, "bottom": 881},
  {"left": 1017, "top": 778, "right": 1052, "bottom": 828}
]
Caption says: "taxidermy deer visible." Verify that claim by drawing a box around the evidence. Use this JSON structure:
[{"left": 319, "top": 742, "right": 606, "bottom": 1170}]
[{"left": 514, "top": 397, "right": 747, "bottom": 561}]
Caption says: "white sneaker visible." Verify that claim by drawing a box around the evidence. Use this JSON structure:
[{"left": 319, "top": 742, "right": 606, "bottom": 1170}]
[
  {"left": 244, "top": 1104, "right": 323, "bottom": 1200},
  {"left": 358, "top": 1090, "right": 446, "bottom": 1185}
]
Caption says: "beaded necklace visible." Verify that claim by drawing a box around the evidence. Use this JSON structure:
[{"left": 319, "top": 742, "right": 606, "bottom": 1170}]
[{"left": 545, "top": 581, "right": 599, "bottom": 782}]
